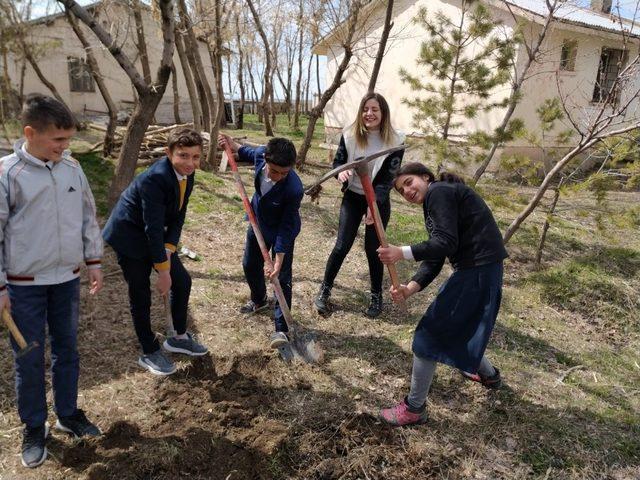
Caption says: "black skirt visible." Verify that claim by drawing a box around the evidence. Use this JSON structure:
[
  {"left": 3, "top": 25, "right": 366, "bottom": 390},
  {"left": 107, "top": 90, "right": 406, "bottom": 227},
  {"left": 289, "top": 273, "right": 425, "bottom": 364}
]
[{"left": 412, "top": 261, "right": 503, "bottom": 373}]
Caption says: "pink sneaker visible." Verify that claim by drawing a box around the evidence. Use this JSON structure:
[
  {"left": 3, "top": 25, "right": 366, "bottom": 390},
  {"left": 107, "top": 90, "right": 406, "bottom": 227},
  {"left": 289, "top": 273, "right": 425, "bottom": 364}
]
[{"left": 378, "top": 400, "right": 428, "bottom": 426}]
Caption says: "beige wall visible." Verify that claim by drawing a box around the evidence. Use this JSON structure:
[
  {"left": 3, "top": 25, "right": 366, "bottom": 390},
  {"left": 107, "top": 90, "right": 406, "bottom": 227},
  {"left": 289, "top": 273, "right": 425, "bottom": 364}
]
[
  {"left": 320, "top": 0, "right": 639, "bottom": 150},
  {"left": 7, "top": 2, "right": 215, "bottom": 124}
]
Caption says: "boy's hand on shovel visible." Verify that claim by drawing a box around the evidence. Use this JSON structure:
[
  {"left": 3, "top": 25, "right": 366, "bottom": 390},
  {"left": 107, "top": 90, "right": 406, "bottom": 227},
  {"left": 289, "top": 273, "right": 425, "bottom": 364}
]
[{"left": 265, "top": 253, "right": 284, "bottom": 280}]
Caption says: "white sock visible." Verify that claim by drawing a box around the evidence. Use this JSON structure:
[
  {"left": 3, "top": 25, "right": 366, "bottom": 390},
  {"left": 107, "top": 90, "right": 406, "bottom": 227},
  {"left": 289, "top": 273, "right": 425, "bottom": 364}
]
[{"left": 174, "top": 333, "right": 189, "bottom": 340}]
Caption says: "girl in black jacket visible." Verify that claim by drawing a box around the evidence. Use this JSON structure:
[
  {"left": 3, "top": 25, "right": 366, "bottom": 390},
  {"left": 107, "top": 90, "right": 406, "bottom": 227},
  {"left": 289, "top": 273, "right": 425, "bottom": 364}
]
[
  {"left": 376, "top": 162, "right": 507, "bottom": 426},
  {"left": 314, "top": 93, "right": 404, "bottom": 317}
]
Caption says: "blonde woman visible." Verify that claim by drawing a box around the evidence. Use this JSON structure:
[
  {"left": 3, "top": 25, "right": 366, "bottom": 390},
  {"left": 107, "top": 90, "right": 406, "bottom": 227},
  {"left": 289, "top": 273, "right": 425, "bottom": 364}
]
[{"left": 314, "top": 92, "right": 404, "bottom": 317}]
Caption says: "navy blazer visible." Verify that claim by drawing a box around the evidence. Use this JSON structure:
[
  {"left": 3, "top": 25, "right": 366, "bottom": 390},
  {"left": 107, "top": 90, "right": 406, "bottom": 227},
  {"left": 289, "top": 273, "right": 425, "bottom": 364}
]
[
  {"left": 237, "top": 145, "right": 303, "bottom": 253},
  {"left": 102, "top": 157, "right": 194, "bottom": 265}
]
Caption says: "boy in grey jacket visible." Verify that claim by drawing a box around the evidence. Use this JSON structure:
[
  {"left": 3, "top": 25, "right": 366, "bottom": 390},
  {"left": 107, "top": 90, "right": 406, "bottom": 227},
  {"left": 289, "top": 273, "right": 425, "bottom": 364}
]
[{"left": 0, "top": 95, "right": 104, "bottom": 469}]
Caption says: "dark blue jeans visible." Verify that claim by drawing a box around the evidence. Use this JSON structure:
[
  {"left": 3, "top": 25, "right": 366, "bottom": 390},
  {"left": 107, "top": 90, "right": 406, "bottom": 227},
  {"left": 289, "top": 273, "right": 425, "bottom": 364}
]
[
  {"left": 117, "top": 252, "right": 191, "bottom": 354},
  {"left": 9, "top": 278, "right": 80, "bottom": 428},
  {"left": 243, "top": 227, "right": 294, "bottom": 333}
]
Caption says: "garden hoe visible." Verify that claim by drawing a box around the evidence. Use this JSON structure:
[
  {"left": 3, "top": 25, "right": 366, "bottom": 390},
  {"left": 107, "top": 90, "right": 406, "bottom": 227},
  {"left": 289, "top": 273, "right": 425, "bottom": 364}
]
[
  {"left": 221, "top": 138, "right": 323, "bottom": 364},
  {"left": 2, "top": 308, "right": 39, "bottom": 358},
  {"left": 305, "top": 145, "right": 409, "bottom": 311}
]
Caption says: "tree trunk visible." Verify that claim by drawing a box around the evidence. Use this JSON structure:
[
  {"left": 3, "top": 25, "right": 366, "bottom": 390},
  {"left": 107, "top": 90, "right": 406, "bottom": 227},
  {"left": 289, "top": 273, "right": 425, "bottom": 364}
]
[
  {"left": 171, "top": 62, "right": 182, "bottom": 124},
  {"left": 178, "top": 0, "right": 215, "bottom": 131},
  {"left": 66, "top": 10, "right": 118, "bottom": 156},
  {"left": 246, "top": 0, "right": 273, "bottom": 136},
  {"left": 368, "top": 0, "right": 393, "bottom": 93},
  {"left": 234, "top": 12, "right": 245, "bottom": 129},
  {"left": 205, "top": 0, "right": 225, "bottom": 170},
  {"left": 297, "top": 48, "right": 354, "bottom": 166},
  {"left": 108, "top": 93, "right": 165, "bottom": 205},
  {"left": 131, "top": 0, "right": 151, "bottom": 84},
  {"left": 175, "top": 32, "right": 202, "bottom": 131},
  {"left": 293, "top": 0, "right": 304, "bottom": 130},
  {"left": 534, "top": 178, "right": 564, "bottom": 268}
]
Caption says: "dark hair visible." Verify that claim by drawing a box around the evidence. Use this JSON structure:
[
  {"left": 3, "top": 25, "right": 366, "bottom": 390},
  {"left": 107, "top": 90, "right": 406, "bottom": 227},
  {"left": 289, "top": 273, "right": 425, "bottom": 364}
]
[
  {"left": 353, "top": 92, "right": 396, "bottom": 148},
  {"left": 265, "top": 137, "right": 297, "bottom": 167},
  {"left": 21, "top": 94, "right": 77, "bottom": 131},
  {"left": 394, "top": 162, "right": 465, "bottom": 188},
  {"left": 167, "top": 127, "right": 203, "bottom": 151}
]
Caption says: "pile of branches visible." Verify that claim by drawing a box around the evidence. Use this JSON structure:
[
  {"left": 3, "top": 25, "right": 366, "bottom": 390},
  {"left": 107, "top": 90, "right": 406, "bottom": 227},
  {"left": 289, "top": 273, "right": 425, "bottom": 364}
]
[{"left": 87, "top": 123, "right": 220, "bottom": 164}]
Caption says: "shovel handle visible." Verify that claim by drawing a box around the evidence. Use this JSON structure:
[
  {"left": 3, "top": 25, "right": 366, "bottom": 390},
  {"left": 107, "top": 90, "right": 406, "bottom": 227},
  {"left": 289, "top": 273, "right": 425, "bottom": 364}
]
[
  {"left": 221, "top": 137, "right": 294, "bottom": 331},
  {"left": 2, "top": 308, "right": 28, "bottom": 350},
  {"left": 356, "top": 166, "right": 407, "bottom": 312}
]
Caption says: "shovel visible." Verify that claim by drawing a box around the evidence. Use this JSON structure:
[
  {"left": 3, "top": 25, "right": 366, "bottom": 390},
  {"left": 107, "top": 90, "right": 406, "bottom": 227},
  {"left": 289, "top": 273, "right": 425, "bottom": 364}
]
[{"left": 221, "top": 137, "right": 323, "bottom": 364}]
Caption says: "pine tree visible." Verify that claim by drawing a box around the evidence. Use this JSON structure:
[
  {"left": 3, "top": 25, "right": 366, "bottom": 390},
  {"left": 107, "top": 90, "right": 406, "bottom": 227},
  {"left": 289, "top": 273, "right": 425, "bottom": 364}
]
[{"left": 400, "top": 0, "right": 515, "bottom": 171}]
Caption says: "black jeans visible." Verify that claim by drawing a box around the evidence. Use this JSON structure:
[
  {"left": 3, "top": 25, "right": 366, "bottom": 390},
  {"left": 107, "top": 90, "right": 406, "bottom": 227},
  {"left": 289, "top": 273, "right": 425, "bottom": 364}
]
[
  {"left": 322, "top": 189, "right": 390, "bottom": 294},
  {"left": 117, "top": 252, "right": 192, "bottom": 354},
  {"left": 242, "top": 227, "right": 294, "bottom": 333}
]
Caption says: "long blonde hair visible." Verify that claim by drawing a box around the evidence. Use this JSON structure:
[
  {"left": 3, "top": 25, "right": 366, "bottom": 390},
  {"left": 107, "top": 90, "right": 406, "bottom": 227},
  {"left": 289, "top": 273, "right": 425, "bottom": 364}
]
[{"left": 352, "top": 92, "right": 397, "bottom": 149}]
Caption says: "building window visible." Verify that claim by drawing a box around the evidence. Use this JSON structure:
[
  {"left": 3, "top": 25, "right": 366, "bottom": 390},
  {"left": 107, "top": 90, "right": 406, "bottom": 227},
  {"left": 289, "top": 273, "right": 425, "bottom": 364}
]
[
  {"left": 559, "top": 39, "right": 577, "bottom": 71},
  {"left": 68, "top": 57, "right": 95, "bottom": 93},
  {"left": 592, "top": 48, "right": 627, "bottom": 103}
]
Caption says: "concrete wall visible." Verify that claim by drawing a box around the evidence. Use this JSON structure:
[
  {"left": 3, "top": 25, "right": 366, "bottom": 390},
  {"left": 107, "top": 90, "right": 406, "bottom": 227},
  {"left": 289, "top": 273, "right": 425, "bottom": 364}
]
[
  {"left": 7, "top": 2, "right": 215, "bottom": 124},
  {"left": 320, "top": 0, "right": 639, "bottom": 153}
]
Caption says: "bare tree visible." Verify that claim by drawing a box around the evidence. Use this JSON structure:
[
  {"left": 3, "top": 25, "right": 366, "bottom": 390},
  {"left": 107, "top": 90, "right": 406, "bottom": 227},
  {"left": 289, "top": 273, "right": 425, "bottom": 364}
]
[
  {"left": 246, "top": 0, "right": 273, "bottom": 136},
  {"left": 367, "top": 0, "right": 393, "bottom": 93},
  {"left": 59, "top": 0, "right": 175, "bottom": 207},
  {"left": 297, "top": 0, "right": 365, "bottom": 167}
]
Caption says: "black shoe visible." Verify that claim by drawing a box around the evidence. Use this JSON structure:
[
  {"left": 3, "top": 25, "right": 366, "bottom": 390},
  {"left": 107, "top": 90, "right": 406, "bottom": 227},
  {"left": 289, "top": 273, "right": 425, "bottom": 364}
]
[
  {"left": 21, "top": 423, "right": 49, "bottom": 468},
  {"left": 239, "top": 298, "right": 269, "bottom": 314},
  {"left": 55, "top": 409, "right": 101, "bottom": 439},
  {"left": 365, "top": 292, "right": 383, "bottom": 318},
  {"left": 314, "top": 282, "right": 332, "bottom": 314},
  {"left": 460, "top": 367, "right": 503, "bottom": 390}
]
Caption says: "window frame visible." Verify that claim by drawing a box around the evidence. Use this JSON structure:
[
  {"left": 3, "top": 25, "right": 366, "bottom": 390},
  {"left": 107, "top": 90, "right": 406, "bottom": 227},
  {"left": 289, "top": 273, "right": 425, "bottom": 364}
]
[{"left": 67, "top": 56, "right": 95, "bottom": 93}]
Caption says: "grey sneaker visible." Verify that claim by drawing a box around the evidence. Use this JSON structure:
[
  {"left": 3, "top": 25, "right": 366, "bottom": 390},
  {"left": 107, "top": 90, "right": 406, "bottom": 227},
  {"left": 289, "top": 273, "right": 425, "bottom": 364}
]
[
  {"left": 240, "top": 298, "right": 269, "bottom": 314},
  {"left": 163, "top": 333, "right": 209, "bottom": 356},
  {"left": 21, "top": 423, "right": 49, "bottom": 468},
  {"left": 269, "top": 331, "right": 289, "bottom": 349},
  {"left": 138, "top": 350, "right": 176, "bottom": 376}
]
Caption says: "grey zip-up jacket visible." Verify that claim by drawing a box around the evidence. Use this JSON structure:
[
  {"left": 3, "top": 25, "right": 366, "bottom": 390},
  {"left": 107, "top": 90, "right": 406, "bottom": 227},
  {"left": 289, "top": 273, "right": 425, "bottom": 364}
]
[{"left": 0, "top": 140, "right": 102, "bottom": 288}]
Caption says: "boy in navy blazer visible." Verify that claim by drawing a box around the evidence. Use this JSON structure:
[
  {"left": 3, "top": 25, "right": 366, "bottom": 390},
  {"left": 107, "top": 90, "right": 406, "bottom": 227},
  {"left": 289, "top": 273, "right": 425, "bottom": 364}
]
[
  {"left": 218, "top": 134, "right": 303, "bottom": 350},
  {"left": 103, "top": 128, "right": 208, "bottom": 375}
]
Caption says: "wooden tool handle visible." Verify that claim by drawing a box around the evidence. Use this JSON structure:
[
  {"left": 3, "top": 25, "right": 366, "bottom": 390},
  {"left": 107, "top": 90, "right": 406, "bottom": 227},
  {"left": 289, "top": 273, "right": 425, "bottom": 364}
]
[
  {"left": 357, "top": 167, "right": 407, "bottom": 311},
  {"left": 2, "top": 308, "right": 28, "bottom": 349}
]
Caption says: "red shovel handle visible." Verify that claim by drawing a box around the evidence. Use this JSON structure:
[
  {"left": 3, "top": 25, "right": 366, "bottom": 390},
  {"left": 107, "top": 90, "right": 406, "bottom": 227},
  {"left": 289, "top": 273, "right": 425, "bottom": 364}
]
[
  {"left": 221, "top": 138, "right": 294, "bottom": 329},
  {"left": 356, "top": 166, "right": 407, "bottom": 311}
]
